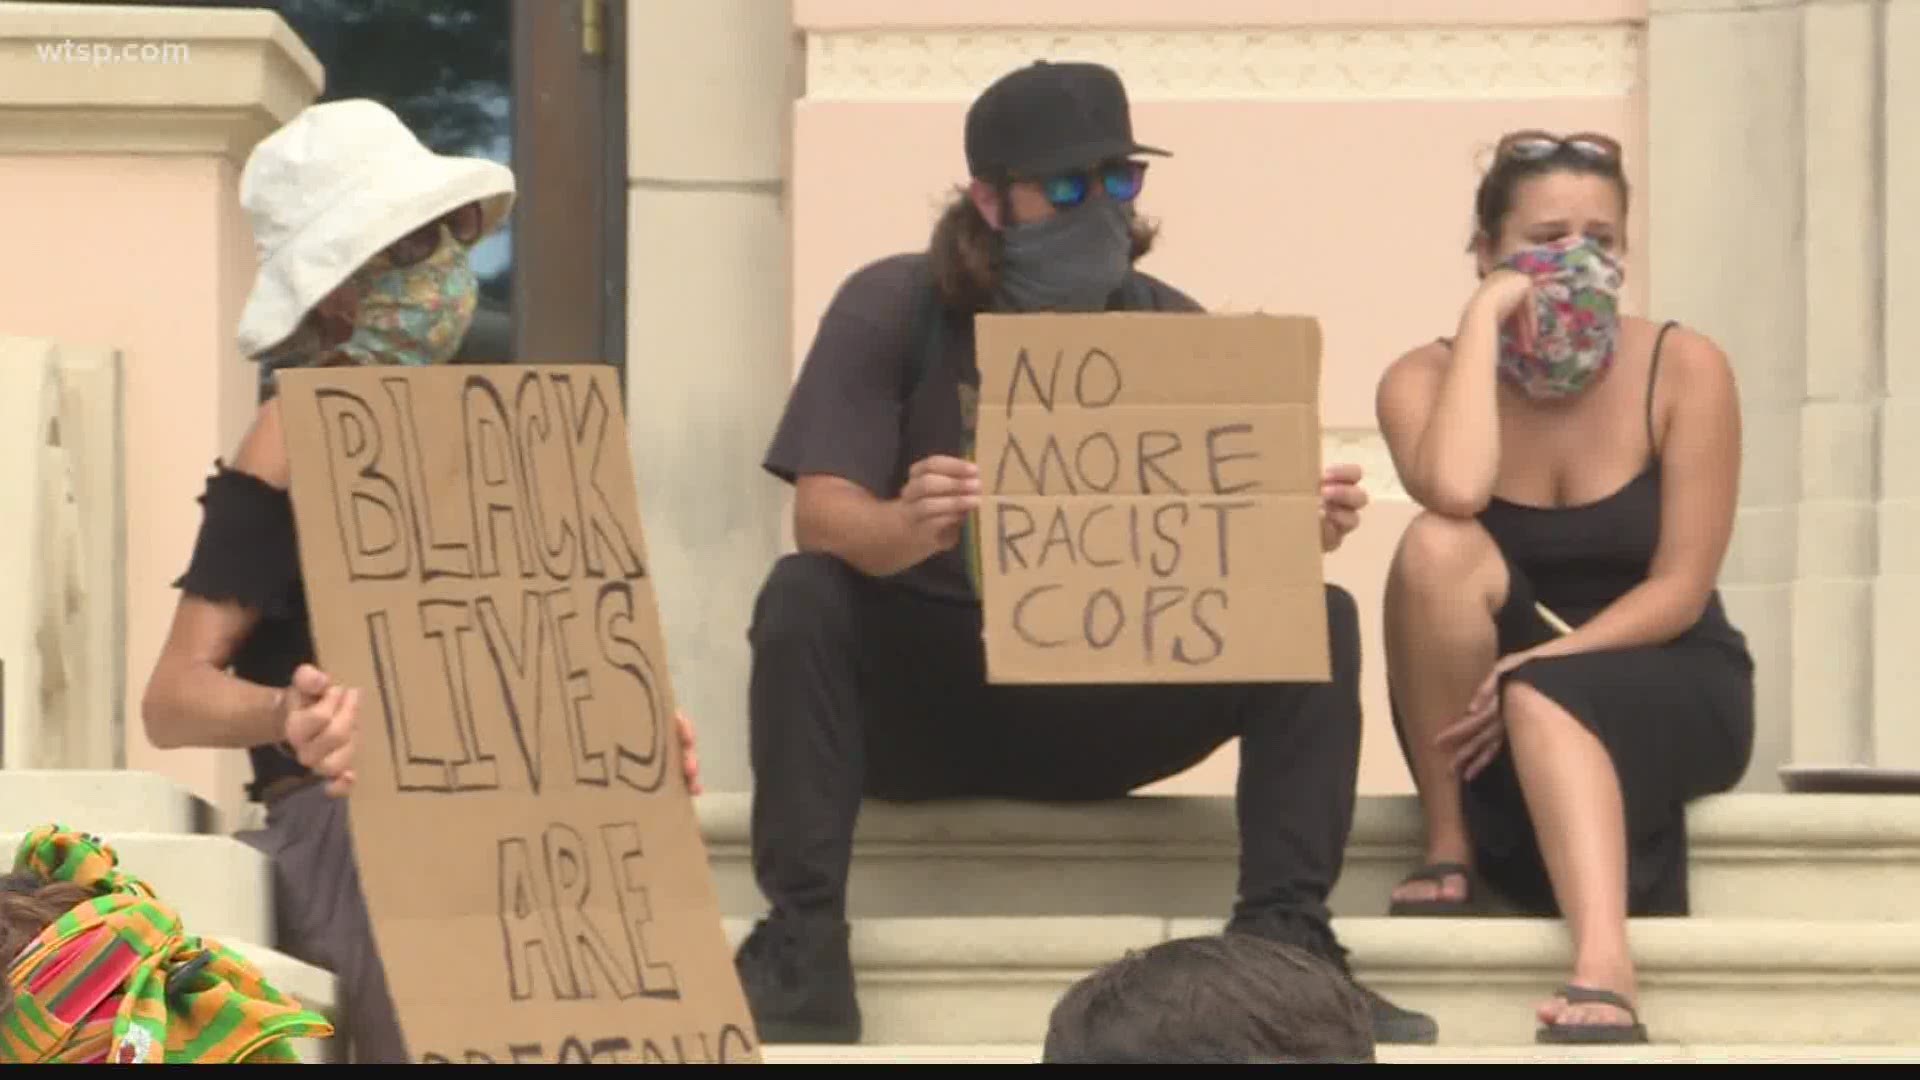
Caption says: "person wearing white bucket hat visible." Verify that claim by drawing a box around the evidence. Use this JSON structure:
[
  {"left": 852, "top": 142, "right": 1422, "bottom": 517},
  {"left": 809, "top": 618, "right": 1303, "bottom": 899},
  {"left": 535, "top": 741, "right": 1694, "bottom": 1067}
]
[{"left": 137, "top": 99, "right": 702, "bottom": 1063}]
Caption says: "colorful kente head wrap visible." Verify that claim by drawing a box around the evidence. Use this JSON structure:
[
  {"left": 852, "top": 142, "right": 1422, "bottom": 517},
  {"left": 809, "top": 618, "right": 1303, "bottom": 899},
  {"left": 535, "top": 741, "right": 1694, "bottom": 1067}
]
[{"left": 0, "top": 826, "right": 333, "bottom": 1064}]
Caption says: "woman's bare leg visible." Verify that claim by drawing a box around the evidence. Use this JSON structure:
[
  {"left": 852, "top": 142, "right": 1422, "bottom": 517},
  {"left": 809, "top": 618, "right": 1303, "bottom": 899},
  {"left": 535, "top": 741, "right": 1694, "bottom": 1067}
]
[
  {"left": 1382, "top": 512, "right": 1510, "bottom": 906},
  {"left": 1504, "top": 682, "right": 1637, "bottom": 1029}
]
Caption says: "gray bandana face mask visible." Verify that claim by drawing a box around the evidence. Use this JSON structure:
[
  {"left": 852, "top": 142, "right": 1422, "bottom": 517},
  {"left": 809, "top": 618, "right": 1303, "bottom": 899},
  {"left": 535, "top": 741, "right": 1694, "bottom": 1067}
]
[{"left": 996, "top": 198, "right": 1133, "bottom": 313}]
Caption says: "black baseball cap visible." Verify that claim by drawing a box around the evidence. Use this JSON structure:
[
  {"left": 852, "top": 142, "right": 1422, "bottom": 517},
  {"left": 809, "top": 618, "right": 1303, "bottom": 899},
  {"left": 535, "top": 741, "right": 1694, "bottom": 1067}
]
[{"left": 964, "top": 60, "right": 1170, "bottom": 181}]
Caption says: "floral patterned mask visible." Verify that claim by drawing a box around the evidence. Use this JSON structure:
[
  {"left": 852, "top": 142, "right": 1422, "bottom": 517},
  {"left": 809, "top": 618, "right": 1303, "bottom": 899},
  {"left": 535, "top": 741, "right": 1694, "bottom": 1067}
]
[
  {"left": 1496, "top": 234, "right": 1624, "bottom": 400},
  {"left": 332, "top": 222, "right": 479, "bottom": 367}
]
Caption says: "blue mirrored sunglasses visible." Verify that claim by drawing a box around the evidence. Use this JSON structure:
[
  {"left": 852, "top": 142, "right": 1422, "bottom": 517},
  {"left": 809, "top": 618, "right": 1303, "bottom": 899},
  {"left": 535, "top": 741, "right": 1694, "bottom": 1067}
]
[{"left": 1041, "top": 160, "right": 1149, "bottom": 210}]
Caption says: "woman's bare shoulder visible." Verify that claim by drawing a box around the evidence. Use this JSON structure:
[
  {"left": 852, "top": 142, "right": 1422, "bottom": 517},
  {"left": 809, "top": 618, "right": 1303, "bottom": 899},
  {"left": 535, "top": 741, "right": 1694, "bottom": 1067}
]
[{"left": 229, "top": 397, "right": 291, "bottom": 491}]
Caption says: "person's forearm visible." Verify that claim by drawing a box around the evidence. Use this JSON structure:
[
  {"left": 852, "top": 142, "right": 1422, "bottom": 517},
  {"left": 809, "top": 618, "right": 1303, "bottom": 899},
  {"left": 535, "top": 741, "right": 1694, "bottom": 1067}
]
[
  {"left": 1529, "top": 577, "right": 1708, "bottom": 660},
  {"left": 794, "top": 483, "right": 933, "bottom": 578},
  {"left": 1408, "top": 304, "right": 1505, "bottom": 516},
  {"left": 142, "top": 661, "right": 286, "bottom": 751}
]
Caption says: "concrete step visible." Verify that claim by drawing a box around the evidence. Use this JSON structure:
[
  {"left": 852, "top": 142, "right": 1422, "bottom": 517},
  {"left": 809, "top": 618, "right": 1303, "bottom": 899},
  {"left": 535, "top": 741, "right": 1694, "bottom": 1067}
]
[
  {"left": 0, "top": 769, "right": 214, "bottom": 835},
  {"left": 761, "top": 1044, "right": 1920, "bottom": 1064},
  {"left": 722, "top": 915, "right": 1920, "bottom": 1048},
  {"left": 700, "top": 792, "right": 1920, "bottom": 921},
  {"left": 53, "top": 832, "right": 273, "bottom": 945}
]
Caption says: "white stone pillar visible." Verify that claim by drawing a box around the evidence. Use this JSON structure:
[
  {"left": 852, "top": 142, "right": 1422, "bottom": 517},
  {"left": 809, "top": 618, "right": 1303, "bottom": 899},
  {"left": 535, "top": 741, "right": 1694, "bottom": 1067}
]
[
  {"left": 0, "top": 3, "right": 321, "bottom": 823},
  {"left": 625, "top": 0, "right": 796, "bottom": 792},
  {"left": 1648, "top": 0, "right": 1810, "bottom": 788}
]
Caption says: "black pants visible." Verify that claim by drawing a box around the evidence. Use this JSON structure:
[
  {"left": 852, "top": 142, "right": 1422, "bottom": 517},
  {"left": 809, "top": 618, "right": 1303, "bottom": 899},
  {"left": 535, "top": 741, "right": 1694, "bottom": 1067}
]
[{"left": 746, "top": 553, "right": 1364, "bottom": 927}]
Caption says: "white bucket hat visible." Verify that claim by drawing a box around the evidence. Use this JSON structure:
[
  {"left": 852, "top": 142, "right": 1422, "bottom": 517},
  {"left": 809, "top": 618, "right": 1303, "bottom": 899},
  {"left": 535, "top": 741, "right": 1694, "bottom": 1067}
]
[{"left": 235, "top": 97, "right": 516, "bottom": 358}]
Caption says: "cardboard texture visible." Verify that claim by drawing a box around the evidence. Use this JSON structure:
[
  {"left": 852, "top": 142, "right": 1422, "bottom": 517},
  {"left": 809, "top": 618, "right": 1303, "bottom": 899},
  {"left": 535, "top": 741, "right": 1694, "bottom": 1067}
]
[
  {"left": 973, "top": 313, "right": 1331, "bottom": 685},
  {"left": 277, "top": 365, "right": 759, "bottom": 1065}
]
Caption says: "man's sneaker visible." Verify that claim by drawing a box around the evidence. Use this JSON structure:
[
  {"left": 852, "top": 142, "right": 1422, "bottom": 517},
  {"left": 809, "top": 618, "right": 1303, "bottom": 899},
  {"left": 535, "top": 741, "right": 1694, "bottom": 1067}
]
[
  {"left": 1225, "top": 908, "right": 1440, "bottom": 1046},
  {"left": 733, "top": 915, "right": 863, "bottom": 1045}
]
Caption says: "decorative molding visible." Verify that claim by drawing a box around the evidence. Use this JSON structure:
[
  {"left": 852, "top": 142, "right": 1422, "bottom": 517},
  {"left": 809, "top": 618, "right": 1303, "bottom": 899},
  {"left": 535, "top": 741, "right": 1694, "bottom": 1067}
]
[{"left": 802, "top": 27, "right": 1643, "bottom": 103}]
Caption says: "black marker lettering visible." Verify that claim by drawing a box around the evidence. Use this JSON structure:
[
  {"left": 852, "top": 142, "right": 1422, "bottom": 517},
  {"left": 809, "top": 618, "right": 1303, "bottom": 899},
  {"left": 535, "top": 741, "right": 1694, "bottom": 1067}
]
[
  {"left": 1143, "top": 585, "right": 1189, "bottom": 663},
  {"left": 1201, "top": 500, "right": 1256, "bottom": 577},
  {"left": 1037, "top": 506, "right": 1078, "bottom": 568},
  {"left": 994, "top": 432, "right": 1077, "bottom": 495},
  {"left": 1073, "top": 347, "right": 1122, "bottom": 408},
  {"left": 497, "top": 837, "right": 573, "bottom": 1000},
  {"left": 1176, "top": 588, "right": 1230, "bottom": 665},
  {"left": 419, "top": 599, "right": 499, "bottom": 791},
  {"left": 1012, "top": 585, "right": 1068, "bottom": 648},
  {"left": 994, "top": 503, "right": 1036, "bottom": 573},
  {"left": 1084, "top": 589, "right": 1125, "bottom": 649},
  {"left": 556, "top": 1037, "right": 593, "bottom": 1064},
  {"left": 1074, "top": 431, "right": 1120, "bottom": 492},
  {"left": 515, "top": 371, "right": 581, "bottom": 580},
  {"left": 543, "top": 587, "right": 606, "bottom": 787},
  {"left": 553, "top": 374, "right": 647, "bottom": 580},
  {"left": 1078, "top": 504, "right": 1121, "bottom": 568},
  {"left": 718, "top": 1025, "right": 755, "bottom": 1063},
  {"left": 1137, "top": 430, "right": 1186, "bottom": 494},
  {"left": 384, "top": 377, "right": 474, "bottom": 580},
  {"left": 596, "top": 582, "right": 668, "bottom": 794},
  {"left": 1204, "top": 423, "right": 1261, "bottom": 495},
  {"left": 544, "top": 823, "right": 636, "bottom": 1000},
  {"left": 315, "top": 389, "right": 410, "bottom": 580},
  {"left": 600, "top": 822, "right": 682, "bottom": 1000},
  {"left": 475, "top": 591, "right": 548, "bottom": 794},
  {"left": 509, "top": 1044, "right": 546, "bottom": 1064},
  {"left": 366, "top": 609, "right": 449, "bottom": 791},
  {"left": 1006, "top": 346, "right": 1060, "bottom": 416},
  {"left": 463, "top": 377, "right": 536, "bottom": 580},
  {"left": 1150, "top": 503, "right": 1189, "bottom": 578}
]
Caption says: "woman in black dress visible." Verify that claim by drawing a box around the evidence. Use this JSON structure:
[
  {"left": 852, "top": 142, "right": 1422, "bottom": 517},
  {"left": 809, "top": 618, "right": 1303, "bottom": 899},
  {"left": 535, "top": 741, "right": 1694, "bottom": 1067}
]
[
  {"left": 1373, "top": 131, "right": 1755, "bottom": 1043},
  {"left": 138, "top": 99, "right": 700, "bottom": 1063}
]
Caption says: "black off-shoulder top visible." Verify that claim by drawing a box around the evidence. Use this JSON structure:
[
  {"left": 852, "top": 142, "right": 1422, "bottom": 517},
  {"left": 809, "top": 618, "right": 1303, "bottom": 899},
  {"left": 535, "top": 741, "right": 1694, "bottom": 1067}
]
[{"left": 172, "top": 462, "right": 314, "bottom": 801}]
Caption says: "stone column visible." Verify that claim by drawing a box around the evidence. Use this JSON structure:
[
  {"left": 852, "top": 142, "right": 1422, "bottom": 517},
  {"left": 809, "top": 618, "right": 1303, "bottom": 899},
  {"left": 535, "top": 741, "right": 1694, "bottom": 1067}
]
[
  {"left": 1877, "top": 1, "right": 1920, "bottom": 765},
  {"left": 625, "top": 0, "right": 796, "bottom": 791},
  {"left": 1648, "top": 0, "right": 1809, "bottom": 788},
  {"left": 0, "top": 4, "right": 321, "bottom": 823},
  {"left": 1650, "top": 0, "right": 1901, "bottom": 781}
]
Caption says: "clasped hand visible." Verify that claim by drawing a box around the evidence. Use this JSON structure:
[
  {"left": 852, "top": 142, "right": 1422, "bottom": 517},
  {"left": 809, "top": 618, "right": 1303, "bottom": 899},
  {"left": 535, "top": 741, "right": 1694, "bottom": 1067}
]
[
  {"left": 1434, "top": 650, "right": 1538, "bottom": 781},
  {"left": 279, "top": 663, "right": 704, "bottom": 798}
]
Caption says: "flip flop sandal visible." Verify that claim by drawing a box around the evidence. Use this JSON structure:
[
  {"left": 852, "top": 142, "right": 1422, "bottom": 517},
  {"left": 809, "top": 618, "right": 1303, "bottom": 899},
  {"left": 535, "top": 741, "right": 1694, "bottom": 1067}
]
[
  {"left": 1386, "top": 862, "right": 1477, "bottom": 917},
  {"left": 1536, "top": 984, "right": 1650, "bottom": 1045}
]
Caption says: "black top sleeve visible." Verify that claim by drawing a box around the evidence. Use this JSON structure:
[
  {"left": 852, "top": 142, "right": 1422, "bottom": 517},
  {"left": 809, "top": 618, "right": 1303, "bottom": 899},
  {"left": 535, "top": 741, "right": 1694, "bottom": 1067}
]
[
  {"left": 173, "top": 462, "right": 303, "bottom": 619},
  {"left": 762, "top": 255, "right": 923, "bottom": 498}
]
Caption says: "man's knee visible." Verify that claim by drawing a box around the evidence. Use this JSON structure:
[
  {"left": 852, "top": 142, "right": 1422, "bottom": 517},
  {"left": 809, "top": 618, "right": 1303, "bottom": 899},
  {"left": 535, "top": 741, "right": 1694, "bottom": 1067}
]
[
  {"left": 1390, "top": 511, "right": 1503, "bottom": 598},
  {"left": 749, "top": 552, "right": 861, "bottom": 647}
]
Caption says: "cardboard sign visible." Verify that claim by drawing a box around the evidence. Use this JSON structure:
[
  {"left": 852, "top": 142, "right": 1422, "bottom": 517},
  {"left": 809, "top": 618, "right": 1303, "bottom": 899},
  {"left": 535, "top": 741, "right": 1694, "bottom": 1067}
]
[
  {"left": 972, "top": 313, "right": 1331, "bottom": 685},
  {"left": 277, "top": 365, "right": 758, "bottom": 1065}
]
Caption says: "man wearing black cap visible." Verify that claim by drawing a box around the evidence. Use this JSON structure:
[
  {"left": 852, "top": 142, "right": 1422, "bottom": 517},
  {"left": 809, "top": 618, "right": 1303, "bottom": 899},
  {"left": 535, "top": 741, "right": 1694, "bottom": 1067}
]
[{"left": 738, "top": 60, "right": 1435, "bottom": 1047}]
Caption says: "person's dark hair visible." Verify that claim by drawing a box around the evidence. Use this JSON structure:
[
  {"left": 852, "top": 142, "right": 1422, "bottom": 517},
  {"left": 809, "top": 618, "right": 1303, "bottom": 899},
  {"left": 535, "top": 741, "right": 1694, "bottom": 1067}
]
[
  {"left": 1041, "top": 933, "right": 1376, "bottom": 1064},
  {"left": 926, "top": 185, "right": 1158, "bottom": 313},
  {"left": 0, "top": 872, "right": 93, "bottom": 1015},
  {"left": 1470, "top": 130, "right": 1631, "bottom": 253}
]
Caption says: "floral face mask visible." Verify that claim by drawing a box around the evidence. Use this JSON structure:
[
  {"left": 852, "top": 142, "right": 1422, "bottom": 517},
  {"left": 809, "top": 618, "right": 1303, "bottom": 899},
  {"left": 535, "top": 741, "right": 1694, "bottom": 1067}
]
[
  {"left": 1496, "top": 234, "right": 1624, "bottom": 400},
  {"left": 332, "top": 221, "right": 479, "bottom": 367}
]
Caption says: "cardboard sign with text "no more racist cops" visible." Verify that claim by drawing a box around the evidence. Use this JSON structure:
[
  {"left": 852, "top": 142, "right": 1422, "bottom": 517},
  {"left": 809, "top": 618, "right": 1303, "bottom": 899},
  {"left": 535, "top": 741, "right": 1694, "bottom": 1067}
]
[
  {"left": 277, "top": 364, "right": 757, "bottom": 1065},
  {"left": 972, "top": 313, "right": 1331, "bottom": 685}
]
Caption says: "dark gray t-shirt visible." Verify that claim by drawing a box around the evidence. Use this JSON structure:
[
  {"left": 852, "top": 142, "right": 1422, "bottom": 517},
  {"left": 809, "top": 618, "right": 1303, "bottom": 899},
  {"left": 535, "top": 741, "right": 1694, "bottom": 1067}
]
[{"left": 764, "top": 252, "right": 1204, "bottom": 603}]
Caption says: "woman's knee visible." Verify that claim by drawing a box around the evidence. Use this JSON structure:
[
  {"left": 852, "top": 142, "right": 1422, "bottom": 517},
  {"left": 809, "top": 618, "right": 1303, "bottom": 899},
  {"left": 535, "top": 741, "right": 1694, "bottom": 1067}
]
[
  {"left": 1389, "top": 512, "right": 1507, "bottom": 609},
  {"left": 748, "top": 552, "right": 862, "bottom": 646}
]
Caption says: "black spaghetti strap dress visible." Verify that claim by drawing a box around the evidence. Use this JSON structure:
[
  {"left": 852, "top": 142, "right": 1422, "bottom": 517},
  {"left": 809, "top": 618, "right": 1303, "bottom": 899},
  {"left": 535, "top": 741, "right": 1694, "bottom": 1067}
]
[{"left": 1434, "top": 321, "right": 1756, "bottom": 917}]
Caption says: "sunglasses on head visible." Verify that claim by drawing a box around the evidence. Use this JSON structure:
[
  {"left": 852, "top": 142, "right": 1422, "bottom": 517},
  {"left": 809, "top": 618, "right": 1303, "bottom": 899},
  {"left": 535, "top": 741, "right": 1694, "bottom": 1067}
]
[
  {"left": 383, "top": 201, "right": 484, "bottom": 267},
  {"left": 1037, "top": 160, "right": 1149, "bottom": 210},
  {"left": 1496, "top": 130, "right": 1622, "bottom": 166}
]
